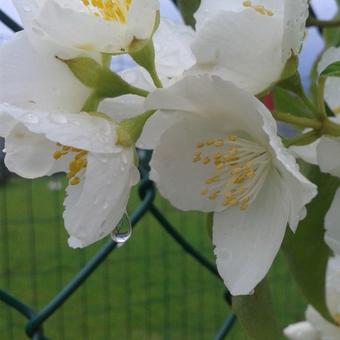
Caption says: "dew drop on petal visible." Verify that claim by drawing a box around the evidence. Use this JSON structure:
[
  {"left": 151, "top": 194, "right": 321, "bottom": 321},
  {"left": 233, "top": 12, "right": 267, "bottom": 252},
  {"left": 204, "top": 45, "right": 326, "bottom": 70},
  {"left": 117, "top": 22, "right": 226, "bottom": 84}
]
[{"left": 111, "top": 213, "right": 132, "bottom": 247}]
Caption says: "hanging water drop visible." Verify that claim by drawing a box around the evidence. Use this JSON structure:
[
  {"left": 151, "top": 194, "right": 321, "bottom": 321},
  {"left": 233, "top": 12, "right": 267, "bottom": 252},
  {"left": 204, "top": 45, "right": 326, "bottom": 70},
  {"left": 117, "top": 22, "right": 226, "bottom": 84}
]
[{"left": 111, "top": 213, "right": 132, "bottom": 247}]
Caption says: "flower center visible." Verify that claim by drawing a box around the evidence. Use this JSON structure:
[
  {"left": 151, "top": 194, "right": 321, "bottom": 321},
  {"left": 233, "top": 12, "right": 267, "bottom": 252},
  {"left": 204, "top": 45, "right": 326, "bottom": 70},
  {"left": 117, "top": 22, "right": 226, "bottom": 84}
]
[
  {"left": 81, "top": 0, "right": 132, "bottom": 23},
  {"left": 193, "top": 134, "right": 271, "bottom": 210},
  {"left": 242, "top": 1, "right": 274, "bottom": 17},
  {"left": 53, "top": 144, "right": 88, "bottom": 186}
]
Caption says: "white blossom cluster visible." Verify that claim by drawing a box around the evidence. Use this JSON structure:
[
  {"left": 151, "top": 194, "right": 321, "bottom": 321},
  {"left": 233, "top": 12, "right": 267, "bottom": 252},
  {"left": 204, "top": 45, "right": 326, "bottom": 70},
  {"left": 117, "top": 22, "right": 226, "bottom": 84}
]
[{"left": 3, "top": 1, "right": 340, "bottom": 313}]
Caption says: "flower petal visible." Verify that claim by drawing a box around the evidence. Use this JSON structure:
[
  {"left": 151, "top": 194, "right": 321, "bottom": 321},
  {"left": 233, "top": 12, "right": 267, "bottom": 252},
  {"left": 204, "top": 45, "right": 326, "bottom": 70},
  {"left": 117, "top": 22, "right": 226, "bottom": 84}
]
[
  {"left": 317, "top": 136, "right": 340, "bottom": 178},
  {"left": 213, "top": 169, "right": 288, "bottom": 295},
  {"left": 0, "top": 32, "right": 91, "bottom": 112},
  {"left": 290, "top": 141, "right": 319, "bottom": 166},
  {"left": 0, "top": 104, "right": 118, "bottom": 154},
  {"left": 325, "top": 256, "right": 340, "bottom": 320},
  {"left": 4, "top": 124, "right": 58, "bottom": 178},
  {"left": 154, "top": 18, "right": 195, "bottom": 80},
  {"left": 150, "top": 115, "right": 233, "bottom": 212},
  {"left": 306, "top": 306, "right": 339, "bottom": 339},
  {"left": 191, "top": 9, "right": 283, "bottom": 94},
  {"left": 325, "top": 188, "right": 340, "bottom": 256},
  {"left": 283, "top": 321, "right": 319, "bottom": 340},
  {"left": 145, "top": 75, "right": 273, "bottom": 142},
  {"left": 282, "top": 0, "right": 309, "bottom": 59},
  {"left": 137, "top": 110, "right": 183, "bottom": 150},
  {"left": 64, "top": 149, "right": 138, "bottom": 248}
]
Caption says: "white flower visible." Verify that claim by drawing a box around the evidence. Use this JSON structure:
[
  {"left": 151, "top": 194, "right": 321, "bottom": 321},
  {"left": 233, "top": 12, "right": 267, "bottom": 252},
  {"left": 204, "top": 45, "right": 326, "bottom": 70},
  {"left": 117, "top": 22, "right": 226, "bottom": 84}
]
[
  {"left": 190, "top": 0, "right": 309, "bottom": 94},
  {"left": 143, "top": 75, "right": 316, "bottom": 295},
  {"left": 284, "top": 256, "right": 340, "bottom": 340},
  {"left": 0, "top": 32, "right": 139, "bottom": 248},
  {"left": 13, "top": 0, "right": 159, "bottom": 54}
]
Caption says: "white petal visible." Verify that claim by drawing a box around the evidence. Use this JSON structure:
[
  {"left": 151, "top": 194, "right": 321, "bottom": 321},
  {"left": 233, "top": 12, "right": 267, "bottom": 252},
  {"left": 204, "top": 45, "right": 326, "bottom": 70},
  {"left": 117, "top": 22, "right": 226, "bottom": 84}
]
[
  {"left": 213, "top": 170, "right": 288, "bottom": 295},
  {"left": 325, "top": 256, "right": 340, "bottom": 321},
  {"left": 12, "top": 0, "right": 40, "bottom": 27},
  {"left": 150, "top": 115, "right": 232, "bottom": 212},
  {"left": 32, "top": 0, "right": 158, "bottom": 53},
  {"left": 99, "top": 95, "right": 146, "bottom": 122},
  {"left": 64, "top": 149, "right": 138, "bottom": 248},
  {"left": 283, "top": 322, "right": 319, "bottom": 340},
  {"left": 290, "top": 140, "right": 319, "bottom": 166},
  {"left": 0, "top": 32, "right": 91, "bottom": 112},
  {"left": 146, "top": 75, "right": 274, "bottom": 142},
  {"left": 282, "top": 0, "right": 309, "bottom": 59},
  {"left": 266, "top": 129, "right": 317, "bottom": 231},
  {"left": 191, "top": 9, "right": 283, "bottom": 94},
  {"left": 137, "top": 110, "right": 183, "bottom": 150},
  {"left": 306, "top": 306, "right": 340, "bottom": 339},
  {"left": 325, "top": 188, "right": 340, "bottom": 256},
  {"left": 318, "top": 48, "right": 340, "bottom": 112},
  {"left": 317, "top": 136, "right": 340, "bottom": 178},
  {"left": 4, "top": 124, "right": 57, "bottom": 179},
  {"left": 0, "top": 104, "right": 118, "bottom": 154},
  {"left": 154, "top": 18, "right": 195, "bottom": 80}
]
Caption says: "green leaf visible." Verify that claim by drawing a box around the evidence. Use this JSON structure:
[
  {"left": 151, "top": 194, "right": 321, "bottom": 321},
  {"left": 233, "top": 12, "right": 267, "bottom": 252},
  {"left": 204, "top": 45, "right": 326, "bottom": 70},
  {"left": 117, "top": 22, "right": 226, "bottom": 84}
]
[
  {"left": 58, "top": 56, "right": 149, "bottom": 99},
  {"left": 282, "top": 163, "right": 340, "bottom": 324},
  {"left": 320, "top": 61, "right": 340, "bottom": 78},
  {"left": 177, "top": 0, "right": 201, "bottom": 27},
  {"left": 232, "top": 279, "right": 283, "bottom": 340},
  {"left": 272, "top": 87, "right": 315, "bottom": 118}
]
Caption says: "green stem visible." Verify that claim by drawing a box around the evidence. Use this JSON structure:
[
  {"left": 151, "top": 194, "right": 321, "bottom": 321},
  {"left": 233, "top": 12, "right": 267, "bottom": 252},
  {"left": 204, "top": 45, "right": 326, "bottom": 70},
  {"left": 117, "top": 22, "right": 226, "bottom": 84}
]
[
  {"left": 148, "top": 66, "right": 163, "bottom": 88},
  {"left": 316, "top": 77, "right": 328, "bottom": 120},
  {"left": 283, "top": 130, "right": 320, "bottom": 147},
  {"left": 128, "top": 85, "right": 150, "bottom": 98},
  {"left": 81, "top": 92, "right": 101, "bottom": 112},
  {"left": 307, "top": 17, "right": 340, "bottom": 28},
  {"left": 272, "top": 111, "right": 322, "bottom": 129},
  {"left": 323, "top": 119, "right": 340, "bottom": 137}
]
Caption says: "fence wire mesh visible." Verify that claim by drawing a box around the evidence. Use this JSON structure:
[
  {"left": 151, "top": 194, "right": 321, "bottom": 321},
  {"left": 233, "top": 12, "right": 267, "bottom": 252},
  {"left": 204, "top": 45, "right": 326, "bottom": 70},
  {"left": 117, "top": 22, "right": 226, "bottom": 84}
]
[{"left": 0, "top": 7, "right": 309, "bottom": 340}]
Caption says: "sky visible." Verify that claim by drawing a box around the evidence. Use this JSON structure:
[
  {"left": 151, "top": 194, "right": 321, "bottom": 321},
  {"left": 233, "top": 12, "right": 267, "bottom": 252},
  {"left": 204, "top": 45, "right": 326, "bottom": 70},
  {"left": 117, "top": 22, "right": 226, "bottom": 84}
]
[{"left": 0, "top": 0, "right": 338, "bottom": 83}]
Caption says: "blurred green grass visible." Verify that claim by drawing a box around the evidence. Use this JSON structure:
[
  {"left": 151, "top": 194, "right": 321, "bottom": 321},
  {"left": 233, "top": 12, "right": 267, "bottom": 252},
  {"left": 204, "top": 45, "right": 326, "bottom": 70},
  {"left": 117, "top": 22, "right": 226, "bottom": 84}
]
[{"left": 0, "top": 176, "right": 306, "bottom": 339}]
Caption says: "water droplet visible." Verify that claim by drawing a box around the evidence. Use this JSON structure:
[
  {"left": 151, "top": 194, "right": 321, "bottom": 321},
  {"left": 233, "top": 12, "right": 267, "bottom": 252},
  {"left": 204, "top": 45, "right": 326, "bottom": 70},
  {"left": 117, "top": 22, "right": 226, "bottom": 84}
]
[
  {"left": 111, "top": 213, "right": 132, "bottom": 247},
  {"left": 2, "top": 148, "right": 6, "bottom": 153},
  {"left": 102, "top": 202, "right": 109, "bottom": 210},
  {"left": 120, "top": 165, "right": 126, "bottom": 172}
]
